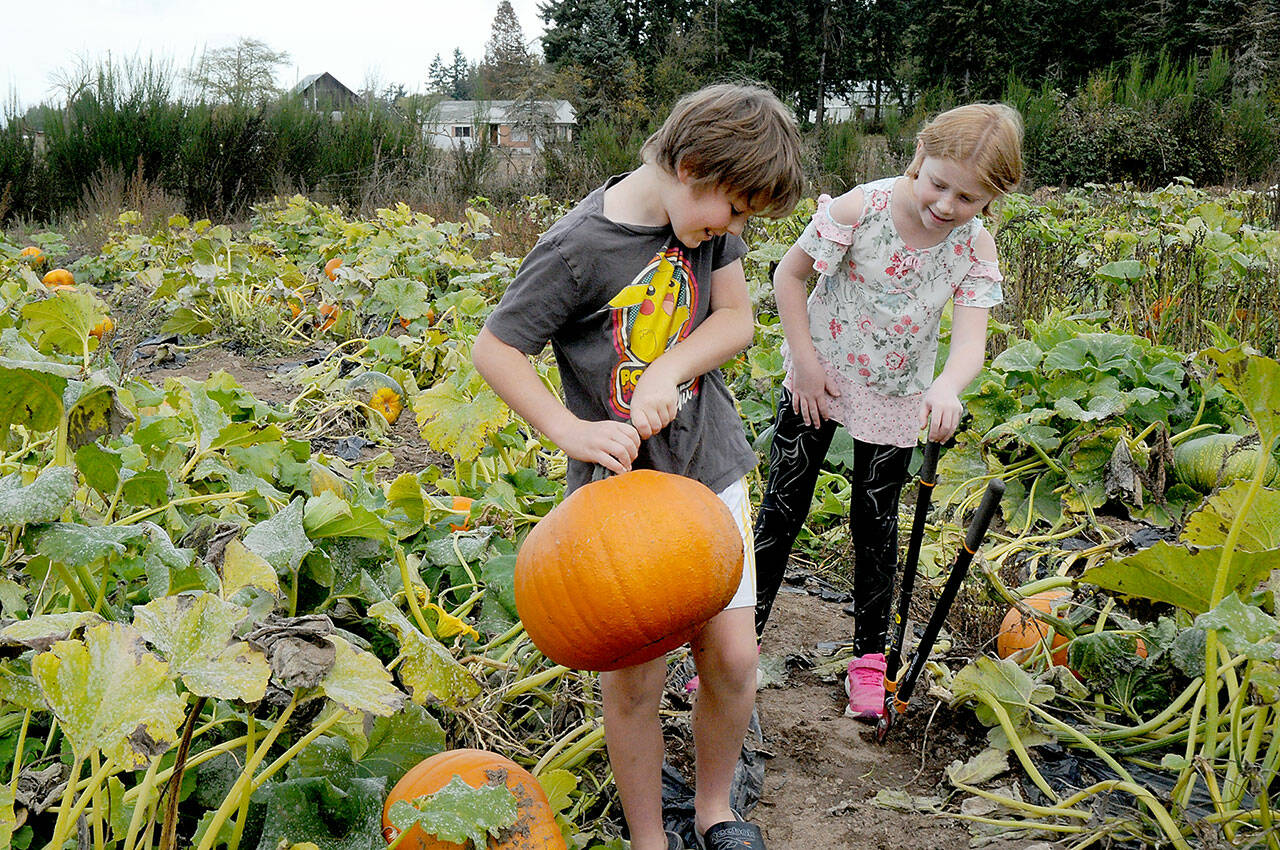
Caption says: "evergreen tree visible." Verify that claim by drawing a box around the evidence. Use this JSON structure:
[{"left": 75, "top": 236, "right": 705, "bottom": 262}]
[
  {"left": 448, "top": 48, "right": 476, "bottom": 99},
  {"left": 427, "top": 53, "right": 451, "bottom": 95},
  {"left": 482, "top": 1, "right": 535, "bottom": 98}
]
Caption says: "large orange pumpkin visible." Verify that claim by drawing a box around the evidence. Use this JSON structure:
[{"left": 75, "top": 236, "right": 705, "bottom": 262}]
[
  {"left": 514, "top": 470, "right": 743, "bottom": 672},
  {"left": 996, "top": 590, "right": 1071, "bottom": 665},
  {"left": 42, "top": 268, "right": 76, "bottom": 288},
  {"left": 381, "top": 749, "right": 564, "bottom": 850}
]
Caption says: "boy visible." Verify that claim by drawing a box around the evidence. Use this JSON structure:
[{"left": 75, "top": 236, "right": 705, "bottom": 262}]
[{"left": 472, "top": 84, "right": 803, "bottom": 850}]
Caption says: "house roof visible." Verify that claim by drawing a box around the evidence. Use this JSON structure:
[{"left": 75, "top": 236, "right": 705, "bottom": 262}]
[
  {"left": 430, "top": 99, "right": 576, "bottom": 125},
  {"left": 291, "top": 72, "right": 360, "bottom": 100}
]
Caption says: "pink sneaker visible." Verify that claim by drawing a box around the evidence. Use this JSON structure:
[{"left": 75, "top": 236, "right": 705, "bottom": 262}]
[{"left": 845, "top": 653, "right": 887, "bottom": 720}]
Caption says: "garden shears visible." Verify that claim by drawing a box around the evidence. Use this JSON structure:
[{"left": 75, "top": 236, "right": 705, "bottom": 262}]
[{"left": 877, "top": 447, "right": 1005, "bottom": 744}]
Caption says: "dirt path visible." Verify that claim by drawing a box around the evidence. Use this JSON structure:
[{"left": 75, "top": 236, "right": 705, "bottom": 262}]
[{"left": 750, "top": 588, "right": 1014, "bottom": 850}]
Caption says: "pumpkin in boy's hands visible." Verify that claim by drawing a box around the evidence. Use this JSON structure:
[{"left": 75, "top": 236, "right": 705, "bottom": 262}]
[
  {"left": 381, "top": 748, "right": 564, "bottom": 849},
  {"left": 514, "top": 469, "right": 743, "bottom": 671}
]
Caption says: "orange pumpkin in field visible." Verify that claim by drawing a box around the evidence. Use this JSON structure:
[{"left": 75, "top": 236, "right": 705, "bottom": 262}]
[
  {"left": 381, "top": 749, "right": 564, "bottom": 850},
  {"left": 324, "top": 257, "right": 343, "bottom": 280},
  {"left": 514, "top": 470, "right": 743, "bottom": 672},
  {"left": 20, "top": 246, "right": 46, "bottom": 267},
  {"left": 996, "top": 590, "right": 1072, "bottom": 666},
  {"left": 448, "top": 496, "right": 474, "bottom": 532},
  {"left": 42, "top": 268, "right": 76, "bottom": 289},
  {"left": 90, "top": 316, "right": 115, "bottom": 339},
  {"left": 317, "top": 303, "right": 341, "bottom": 332}
]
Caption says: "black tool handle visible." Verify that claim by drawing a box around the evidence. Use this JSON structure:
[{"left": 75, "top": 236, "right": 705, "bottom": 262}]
[
  {"left": 892, "top": 477, "right": 1005, "bottom": 711},
  {"left": 883, "top": 441, "right": 942, "bottom": 686}
]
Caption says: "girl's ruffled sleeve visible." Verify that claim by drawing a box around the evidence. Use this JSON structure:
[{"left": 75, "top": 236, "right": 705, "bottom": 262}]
[
  {"left": 794, "top": 194, "right": 858, "bottom": 276},
  {"left": 954, "top": 257, "right": 1004, "bottom": 309}
]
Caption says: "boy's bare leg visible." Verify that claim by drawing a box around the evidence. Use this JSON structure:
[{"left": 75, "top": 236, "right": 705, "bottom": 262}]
[
  {"left": 601, "top": 656, "right": 669, "bottom": 850},
  {"left": 690, "top": 606, "right": 757, "bottom": 835}
]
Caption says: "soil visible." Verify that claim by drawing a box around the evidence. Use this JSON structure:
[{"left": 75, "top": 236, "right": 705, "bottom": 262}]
[{"left": 748, "top": 587, "right": 1030, "bottom": 850}]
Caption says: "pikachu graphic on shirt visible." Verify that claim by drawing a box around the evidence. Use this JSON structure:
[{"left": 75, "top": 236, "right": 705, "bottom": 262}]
[{"left": 607, "top": 246, "right": 698, "bottom": 417}]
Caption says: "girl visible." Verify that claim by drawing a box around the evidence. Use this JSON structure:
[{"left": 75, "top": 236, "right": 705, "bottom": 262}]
[{"left": 753, "top": 103, "right": 1023, "bottom": 720}]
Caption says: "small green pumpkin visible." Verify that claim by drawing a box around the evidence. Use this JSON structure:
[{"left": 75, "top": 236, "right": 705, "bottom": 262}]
[{"left": 1173, "top": 433, "right": 1278, "bottom": 493}]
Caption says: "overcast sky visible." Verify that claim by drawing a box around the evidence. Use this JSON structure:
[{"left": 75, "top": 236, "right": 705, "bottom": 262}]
[{"left": 1, "top": 0, "right": 547, "bottom": 111}]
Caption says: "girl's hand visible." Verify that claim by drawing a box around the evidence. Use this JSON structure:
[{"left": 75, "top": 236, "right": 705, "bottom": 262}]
[
  {"left": 920, "top": 382, "right": 963, "bottom": 442},
  {"left": 792, "top": 353, "right": 840, "bottom": 427}
]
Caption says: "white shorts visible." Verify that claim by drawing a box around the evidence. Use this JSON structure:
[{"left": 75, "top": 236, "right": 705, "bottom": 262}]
[{"left": 717, "top": 477, "right": 757, "bottom": 611}]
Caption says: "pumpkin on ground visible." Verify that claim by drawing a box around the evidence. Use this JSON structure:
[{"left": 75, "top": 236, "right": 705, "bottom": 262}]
[
  {"left": 514, "top": 469, "right": 743, "bottom": 672},
  {"left": 20, "top": 246, "right": 46, "bottom": 268},
  {"left": 996, "top": 590, "right": 1147, "bottom": 670},
  {"left": 996, "top": 589, "right": 1072, "bottom": 666},
  {"left": 324, "top": 257, "right": 343, "bottom": 280},
  {"left": 42, "top": 268, "right": 76, "bottom": 289},
  {"left": 1173, "top": 432, "right": 1278, "bottom": 493},
  {"left": 448, "top": 495, "right": 473, "bottom": 532},
  {"left": 381, "top": 748, "right": 564, "bottom": 850},
  {"left": 89, "top": 316, "right": 115, "bottom": 339}
]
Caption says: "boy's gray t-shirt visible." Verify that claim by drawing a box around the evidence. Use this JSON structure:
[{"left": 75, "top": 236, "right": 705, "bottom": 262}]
[{"left": 484, "top": 175, "right": 757, "bottom": 494}]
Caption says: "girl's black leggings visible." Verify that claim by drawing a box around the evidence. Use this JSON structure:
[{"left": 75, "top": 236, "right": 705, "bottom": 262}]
[{"left": 753, "top": 387, "right": 913, "bottom": 656}]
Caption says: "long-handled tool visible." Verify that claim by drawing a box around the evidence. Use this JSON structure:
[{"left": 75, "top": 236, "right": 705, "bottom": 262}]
[
  {"left": 876, "top": 476, "right": 1006, "bottom": 743},
  {"left": 881, "top": 440, "right": 942, "bottom": 710}
]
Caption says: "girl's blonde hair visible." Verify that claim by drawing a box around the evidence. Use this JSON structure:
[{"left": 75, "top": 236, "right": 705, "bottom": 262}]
[
  {"left": 641, "top": 83, "right": 804, "bottom": 218},
  {"left": 906, "top": 103, "right": 1023, "bottom": 213}
]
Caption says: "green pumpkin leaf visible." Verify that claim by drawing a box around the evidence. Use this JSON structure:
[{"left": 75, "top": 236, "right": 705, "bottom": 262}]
[
  {"left": 949, "top": 656, "right": 1054, "bottom": 736},
  {"left": 122, "top": 469, "right": 172, "bottom": 507},
  {"left": 209, "top": 421, "right": 284, "bottom": 451},
  {"left": 0, "top": 466, "right": 75, "bottom": 525},
  {"left": 990, "top": 340, "right": 1043, "bottom": 374},
  {"left": 160, "top": 307, "right": 215, "bottom": 337},
  {"left": 367, "top": 601, "right": 481, "bottom": 708},
  {"left": 386, "top": 776, "right": 517, "bottom": 849},
  {"left": 32, "top": 622, "right": 186, "bottom": 766},
  {"left": 293, "top": 703, "right": 446, "bottom": 785},
  {"left": 1194, "top": 594, "right": 1280, "bottom": 660},
  {"left": 1065, "top": 632, "right": 1146, "bottom": 682},
  {"left": 76, "top": 443, "right": 123, "bottom": 495},
  {"left": 133, "top": 593, "right": 270, "bottom": 702},
  {"left": 0, "top": 670, "right": 47, "bottom": 711},
  {"left": 255, "top": 774, "right": 386, "bottom": 850},
  {"left": 0, "top": 361, "right": 70, "bottom": 433},
  {"left": 372, "top": 278, "right": 433, "bottom": 319},
  {"left": 303, "top": 492, "right": 390, "bottom": 542},
  {"left": 537, "top": 768, "right": 578, "bottom": 815},
  {"left": 244, "top": 497, "right": 313, "bottom": 574},
  {"left": 320, "top": 635, "right": 405, "bottom": 717},
  {"left": 29, "top": 522, "right": 147, "bottom": 567},
  {"left": 0, "top": 783, "right": 14, "bottom": 849},
  {"left": 1183, "top": 482, "right": 1280, "bottom": 551},
  {"left": 1204, "top": 349, "right": 1280, "bottom": 448},
  {"left": 1, "top": 611, "right": 103, "bottom": 651},
  {"left": 20, "top": 290, "right": 104, "bottom": 357},
  {"left": 1082, "top": 542, "right": 1279, "bottom": 613}
]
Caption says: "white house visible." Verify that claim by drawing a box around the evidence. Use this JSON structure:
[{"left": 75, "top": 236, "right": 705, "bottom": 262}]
[{"left": 425, "top": 100, "right": 577, "bottom": 154}]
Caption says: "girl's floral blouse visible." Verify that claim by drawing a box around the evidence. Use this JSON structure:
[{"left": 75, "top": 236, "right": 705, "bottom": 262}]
[{"left": 782, "top": 177, "right": 1003, "bottom": 447}]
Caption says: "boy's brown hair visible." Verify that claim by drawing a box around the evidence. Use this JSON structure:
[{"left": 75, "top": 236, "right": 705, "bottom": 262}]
[
  {"left": 642, "top": 83, "right": 804, "bottom": 218},
  {"left": 906, "top": 103, "right": 1024, "bottom": 214}
]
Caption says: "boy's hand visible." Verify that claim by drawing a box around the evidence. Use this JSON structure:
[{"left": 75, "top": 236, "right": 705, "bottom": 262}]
[
  {"left": 920, "top": 382, "right": 963, "bottom": 442},
  {"left": 560, "top": 418, "right": 641, "bottom": 475},
  {"left": 791, "top": 351, "right": 840, "bottom": 427},
  {"left": 629, "top": 362, "right": 680, "bottom": 439}
]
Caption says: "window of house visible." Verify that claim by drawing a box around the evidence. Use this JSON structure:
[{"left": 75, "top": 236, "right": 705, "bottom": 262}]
[{"left": 452, "top": 125, "right": 471, "bottom": 138}]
